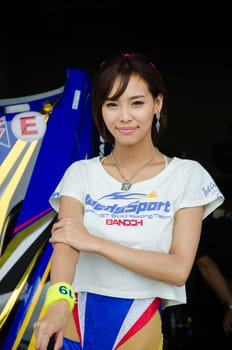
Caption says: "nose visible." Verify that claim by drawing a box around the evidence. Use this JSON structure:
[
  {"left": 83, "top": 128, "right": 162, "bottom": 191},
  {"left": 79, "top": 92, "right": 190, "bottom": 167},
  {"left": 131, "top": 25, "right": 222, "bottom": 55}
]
[{"left": 120, "top": 106, "right": 132, "bottom": 123}]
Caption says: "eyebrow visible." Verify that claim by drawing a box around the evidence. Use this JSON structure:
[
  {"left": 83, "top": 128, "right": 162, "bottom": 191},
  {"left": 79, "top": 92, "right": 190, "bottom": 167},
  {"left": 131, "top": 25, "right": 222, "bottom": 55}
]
[
  {"left": 106, "top": 94, "right": 146, "bottom": 101},
  {"left": 129, "top": 95, "right": 146, "bottom": 99}
]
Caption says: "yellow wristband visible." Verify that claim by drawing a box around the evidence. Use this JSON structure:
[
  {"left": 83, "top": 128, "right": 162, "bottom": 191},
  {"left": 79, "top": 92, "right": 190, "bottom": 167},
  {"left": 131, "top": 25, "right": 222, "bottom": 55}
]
[{"left": 44, "top": 282, "right": 76, "bottom": 312}]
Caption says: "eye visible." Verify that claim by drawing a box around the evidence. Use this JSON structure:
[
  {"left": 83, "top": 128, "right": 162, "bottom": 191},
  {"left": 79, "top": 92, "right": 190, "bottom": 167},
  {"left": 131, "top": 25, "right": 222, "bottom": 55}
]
[
  {"left": 104, "top": 101, "right": 118, "bottom": 109},
  {"left": 132, "top": 100, "right": 144, "bottom": 107}
]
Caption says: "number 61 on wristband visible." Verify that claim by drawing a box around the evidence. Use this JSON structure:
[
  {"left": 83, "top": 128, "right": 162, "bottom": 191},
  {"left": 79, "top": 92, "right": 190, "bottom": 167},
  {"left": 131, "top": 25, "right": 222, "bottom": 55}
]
[{"left": 44, "top": 282, "right": 76, "bottom": 311}]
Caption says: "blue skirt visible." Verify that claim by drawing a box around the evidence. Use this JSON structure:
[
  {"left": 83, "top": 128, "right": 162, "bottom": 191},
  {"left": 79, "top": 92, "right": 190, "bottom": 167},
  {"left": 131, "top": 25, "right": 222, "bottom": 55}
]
[{"left": 61, "top": 292, "right": 162, "bottom": 350}]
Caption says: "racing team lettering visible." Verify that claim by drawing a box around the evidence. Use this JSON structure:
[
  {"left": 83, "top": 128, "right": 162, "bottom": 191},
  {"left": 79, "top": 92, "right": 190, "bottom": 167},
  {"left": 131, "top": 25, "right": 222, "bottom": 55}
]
[
  {"left": 85, "top": 193, "right": 171, "bottom": 214},
  {"left": 11, "top": 111, "right": 46, "bottom": 141},
  {"left": 106, "top": 219, "right": 143, "bottom": 226},
  {"left": 202, "top": 182, "right": 217, "bottom": 197}
]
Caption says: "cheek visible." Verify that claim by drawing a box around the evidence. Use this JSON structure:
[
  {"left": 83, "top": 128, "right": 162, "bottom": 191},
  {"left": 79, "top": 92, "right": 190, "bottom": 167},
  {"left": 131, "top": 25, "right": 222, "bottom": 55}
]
[
  {"left": 139, "top": 108, "right": 155, "bottom": 125},
  {"left": 104, "top": 121, "right": 115, "bottom": 137},
  {"left": 102, "top": 116, "right": 115, "bottom": 135},
  {"left": 102, "top": 110, "right": 117, "bottom": 126}
]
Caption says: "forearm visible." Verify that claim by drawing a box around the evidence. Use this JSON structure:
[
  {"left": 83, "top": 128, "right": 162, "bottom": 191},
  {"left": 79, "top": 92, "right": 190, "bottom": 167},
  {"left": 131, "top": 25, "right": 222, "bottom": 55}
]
[
  {"left": 50, "top": 203, "right": 202, "bottom": 287},
  {"left": 50, "top": 242, "right": 79, "bottom": 284},
  {"left": 34, "top": 243, "right": 79, "bottom": 350},
  {"left": 197, "top": 256, "right": 232, "bottom": 304},
  {"left": 203, "top": 270, "right": 232, "bottom": 303},
  {"left": 92, "top": 236, "right": 191, "bottom": 286}
]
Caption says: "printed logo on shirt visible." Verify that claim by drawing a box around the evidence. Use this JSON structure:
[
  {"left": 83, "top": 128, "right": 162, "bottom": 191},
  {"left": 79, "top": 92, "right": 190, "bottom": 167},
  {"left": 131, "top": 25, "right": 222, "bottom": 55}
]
[
  {"left": 202, "top": 182, "right": 217, "bottom": 197},
  {"left": 85, "top": 192, "right": 172, "bottom": 225},
  {"left": 106, "top": 218, "right": 144, "bottom": 226}
]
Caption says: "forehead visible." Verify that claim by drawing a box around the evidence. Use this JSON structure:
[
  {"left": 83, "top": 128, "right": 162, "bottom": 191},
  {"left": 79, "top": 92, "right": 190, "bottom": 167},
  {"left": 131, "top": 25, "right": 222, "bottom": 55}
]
[{"left": 110, "top": 74, "right": 149, "bottom": 97}]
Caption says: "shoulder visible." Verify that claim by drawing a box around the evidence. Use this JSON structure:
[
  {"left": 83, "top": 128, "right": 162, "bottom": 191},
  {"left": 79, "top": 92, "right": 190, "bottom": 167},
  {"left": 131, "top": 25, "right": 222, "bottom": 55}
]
[
  {"left": 67, "top": 156, "right": 100, "bottom": 171},
  {"left": 172, "top": 156, "right": 202, "bottom": 166},
  {"left": 170, "top": 157, "right": 220, "bottom": 193},
  {"left": 63, "top": 157, "right": 100, "bottom": 178},
  {"left": 170, "top": 157, "right": 207, "bottom": 175}
]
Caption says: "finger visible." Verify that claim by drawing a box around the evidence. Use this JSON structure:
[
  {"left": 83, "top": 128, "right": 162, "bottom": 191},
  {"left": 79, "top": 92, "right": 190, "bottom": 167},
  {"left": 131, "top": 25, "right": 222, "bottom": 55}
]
[
  {"left": 35, "top": 331, "right": 51, "bottom": 350},
  {"left": 54, "top": 332, "right": 63, "bottom": 350},
  {"left": 56, "top": 217, "right": 65, "bottom": 222},
  {"left": 34, "top": 321, "right": 54, "bottom": 350}
]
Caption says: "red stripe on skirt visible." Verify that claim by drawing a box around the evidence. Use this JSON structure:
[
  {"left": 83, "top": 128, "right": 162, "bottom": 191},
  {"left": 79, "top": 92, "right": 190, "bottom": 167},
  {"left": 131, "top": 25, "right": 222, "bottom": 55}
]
[{"left": 115, "top": 297, "right": 161, "bottom": 349}]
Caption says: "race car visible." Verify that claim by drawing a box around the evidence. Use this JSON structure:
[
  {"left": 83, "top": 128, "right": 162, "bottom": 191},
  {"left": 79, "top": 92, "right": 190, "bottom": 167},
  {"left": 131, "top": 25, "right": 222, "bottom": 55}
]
[{"left": 0, "top": 67, "right": 100, "bottom": 349}]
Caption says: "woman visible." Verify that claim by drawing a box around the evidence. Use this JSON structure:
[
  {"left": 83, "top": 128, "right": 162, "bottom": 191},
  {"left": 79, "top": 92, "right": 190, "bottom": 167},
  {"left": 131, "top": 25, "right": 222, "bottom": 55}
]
[{"left": 34, "top": 52, "right": 224, "bottom": 350}]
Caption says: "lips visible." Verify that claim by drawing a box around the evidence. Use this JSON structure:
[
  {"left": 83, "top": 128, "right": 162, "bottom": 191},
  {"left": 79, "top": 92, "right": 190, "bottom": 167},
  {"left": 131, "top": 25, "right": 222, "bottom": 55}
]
[{"left": 117, "top": 127, "right": 137, "bottom": 135}]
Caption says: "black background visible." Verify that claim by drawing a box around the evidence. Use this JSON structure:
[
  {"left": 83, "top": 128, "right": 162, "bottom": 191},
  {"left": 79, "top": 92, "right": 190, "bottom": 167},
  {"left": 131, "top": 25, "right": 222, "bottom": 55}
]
[{"left": 1, "top": 2, "right": 232, "bottom": 163}]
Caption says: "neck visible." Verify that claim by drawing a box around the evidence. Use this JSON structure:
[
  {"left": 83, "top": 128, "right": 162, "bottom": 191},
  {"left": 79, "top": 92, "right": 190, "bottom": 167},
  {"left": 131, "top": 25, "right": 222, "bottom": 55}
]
[
  {"left": 112, "top": 144, "right": 157, "bottom": 164},
  {"left": 111, "top": 147, "right": 159, "bottom": 191}
]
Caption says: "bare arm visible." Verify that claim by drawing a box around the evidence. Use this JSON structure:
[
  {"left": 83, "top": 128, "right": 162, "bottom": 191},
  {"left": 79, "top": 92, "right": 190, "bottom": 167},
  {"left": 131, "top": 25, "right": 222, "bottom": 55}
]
[
  {"left": 93, "top": 206, "right": 204, "bottom": 286},
  {"left": 197, "top": 255, "right": 232, "bottom": 304},
  {"left": 52, "top": 197, "right": 204, "bottom": 287},
  {"left": 49, "top": 195, "right": 82, "bottom": 284},
  {"left": 197, "top": 254, "right": 232, "bottom": 335},
  {"left": 34, "top": 196, "right": 83, "bottom": 350},
  {"left": 37, "top": 198, "right": 202, "bottom": 349}
]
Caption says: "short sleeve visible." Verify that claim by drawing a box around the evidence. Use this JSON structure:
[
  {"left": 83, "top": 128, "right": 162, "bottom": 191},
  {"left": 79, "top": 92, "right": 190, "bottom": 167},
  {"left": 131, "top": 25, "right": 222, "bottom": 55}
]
[
  {"left": 178, "top": 160, "right": 224, "bottom": 219},
  {"left": 49, "top": 162, "right": 84, "bottom": 212}
]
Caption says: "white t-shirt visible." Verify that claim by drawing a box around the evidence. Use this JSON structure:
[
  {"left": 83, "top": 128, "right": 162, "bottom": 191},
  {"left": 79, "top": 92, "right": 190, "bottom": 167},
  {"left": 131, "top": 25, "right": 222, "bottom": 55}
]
[{"left": 49, "top": 156, "right": 224, "bottom": 308}]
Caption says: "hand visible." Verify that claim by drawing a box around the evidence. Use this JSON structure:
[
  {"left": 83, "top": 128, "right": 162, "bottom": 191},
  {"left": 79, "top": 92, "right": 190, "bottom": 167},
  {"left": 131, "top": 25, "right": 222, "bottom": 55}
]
[
  {"left": 50, "top": 217, "right": 97, "bottom": 252},
  {"left": 223, "top": 309, "right": 232, "bottom": 336},
  {"left": 33, "top": 301, "right": 70, "bottom": 350}
]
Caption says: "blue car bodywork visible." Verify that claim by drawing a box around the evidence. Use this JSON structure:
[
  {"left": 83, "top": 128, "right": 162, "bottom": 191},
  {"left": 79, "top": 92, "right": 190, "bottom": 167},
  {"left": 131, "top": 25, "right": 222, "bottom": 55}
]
[{"left": 0, "top": 67, "right": 99, "bottom": 349}]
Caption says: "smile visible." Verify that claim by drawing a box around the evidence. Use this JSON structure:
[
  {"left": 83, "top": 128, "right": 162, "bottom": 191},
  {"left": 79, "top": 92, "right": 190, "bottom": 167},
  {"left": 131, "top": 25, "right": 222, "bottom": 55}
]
[{"left": 117, "top": 127, "right": 137, "bottom": 135}]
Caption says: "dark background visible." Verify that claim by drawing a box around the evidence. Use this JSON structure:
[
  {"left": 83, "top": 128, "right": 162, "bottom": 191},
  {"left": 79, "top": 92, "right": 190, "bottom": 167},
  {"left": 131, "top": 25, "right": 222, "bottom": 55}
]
[{"left": 1, "top": 2, "right": 232, "bottom": 164}]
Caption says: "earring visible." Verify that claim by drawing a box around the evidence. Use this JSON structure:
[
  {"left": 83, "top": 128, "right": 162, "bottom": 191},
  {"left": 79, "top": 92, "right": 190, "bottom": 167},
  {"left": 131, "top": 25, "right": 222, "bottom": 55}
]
[{"left": 156, "top": 111, "right": 160, "bottom": 132}]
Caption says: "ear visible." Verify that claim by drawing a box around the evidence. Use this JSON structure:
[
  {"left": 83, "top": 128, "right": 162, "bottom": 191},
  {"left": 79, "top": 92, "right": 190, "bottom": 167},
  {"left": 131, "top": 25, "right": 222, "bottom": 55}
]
[{"left": 154, "top": 93, "right": 163, "bottom": 112}]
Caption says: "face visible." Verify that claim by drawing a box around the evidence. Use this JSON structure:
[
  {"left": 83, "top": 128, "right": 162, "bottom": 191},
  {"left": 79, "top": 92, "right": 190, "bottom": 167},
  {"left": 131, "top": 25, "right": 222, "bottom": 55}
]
[{"left": 102, "top": 74, "right": 163, "bottom": 147}]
